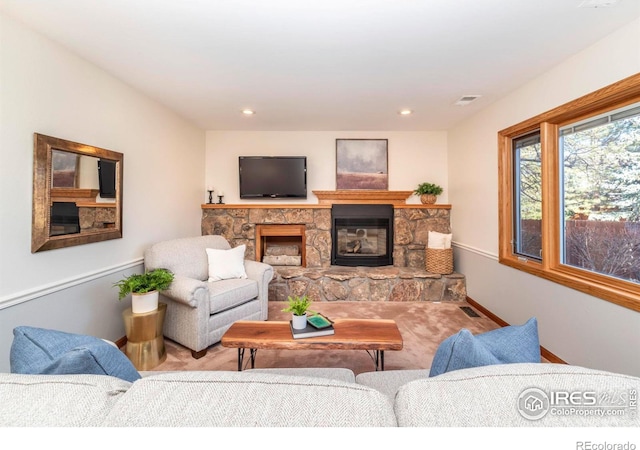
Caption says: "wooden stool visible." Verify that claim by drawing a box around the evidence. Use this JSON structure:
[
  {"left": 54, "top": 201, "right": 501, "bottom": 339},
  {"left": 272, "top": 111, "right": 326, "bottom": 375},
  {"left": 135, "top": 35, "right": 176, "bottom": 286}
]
[{"left": 122, "top": 302, "right": 167, "bottom": 370}]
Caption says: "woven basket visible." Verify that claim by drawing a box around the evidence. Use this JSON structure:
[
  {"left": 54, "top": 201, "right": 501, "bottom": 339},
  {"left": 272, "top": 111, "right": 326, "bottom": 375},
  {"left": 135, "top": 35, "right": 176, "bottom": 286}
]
[{"left": 425, "top": 247, "right": 453, "bottom": 274}]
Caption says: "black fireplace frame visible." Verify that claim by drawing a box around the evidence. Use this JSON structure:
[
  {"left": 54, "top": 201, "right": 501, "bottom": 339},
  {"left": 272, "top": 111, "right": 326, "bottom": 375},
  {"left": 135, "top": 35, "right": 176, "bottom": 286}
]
[{"left": 331, "top": 204, "right": 394, "bottom": 267}]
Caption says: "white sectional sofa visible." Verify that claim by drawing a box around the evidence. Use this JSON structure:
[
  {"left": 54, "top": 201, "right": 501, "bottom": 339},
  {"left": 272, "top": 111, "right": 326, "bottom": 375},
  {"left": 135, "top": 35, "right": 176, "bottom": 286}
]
[{"left": 1, "top": 363, "right": 638, "bottom": 427}]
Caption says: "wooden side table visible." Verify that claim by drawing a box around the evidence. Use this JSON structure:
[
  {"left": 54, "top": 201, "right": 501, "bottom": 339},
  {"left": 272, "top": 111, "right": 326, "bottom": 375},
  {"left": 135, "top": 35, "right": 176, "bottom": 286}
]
[{"left": 122, "top": 302, "right": 167, "bottom": 370}]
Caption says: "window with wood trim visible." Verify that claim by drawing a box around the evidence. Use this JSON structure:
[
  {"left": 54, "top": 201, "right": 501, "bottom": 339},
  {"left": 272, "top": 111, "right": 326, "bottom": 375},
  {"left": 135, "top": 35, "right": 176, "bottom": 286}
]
[
  {"left": 498, "top": 73, "right": 640, "bottom": 312},
  {"left": 513, "top": 131, "right": 542, "bottom": 261}
]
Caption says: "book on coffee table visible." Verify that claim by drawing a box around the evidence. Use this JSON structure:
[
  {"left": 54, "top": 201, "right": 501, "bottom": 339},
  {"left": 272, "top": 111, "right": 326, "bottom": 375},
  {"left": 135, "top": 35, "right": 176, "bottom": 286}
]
[{"left": 289, "top": 321, "right": 335, "bottom": 339}]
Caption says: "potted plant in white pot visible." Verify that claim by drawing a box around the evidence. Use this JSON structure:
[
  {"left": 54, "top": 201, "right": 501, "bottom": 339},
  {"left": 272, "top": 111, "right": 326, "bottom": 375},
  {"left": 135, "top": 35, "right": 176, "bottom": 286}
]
[
  {"left": 413, "top": 182, "right": 443, "bottom": 204},
  {"left": 282, "top": 295, "right": 315, "bottom": 330},
  {"left": 114, "top": 268, "right": 174, "bottom": 314}
]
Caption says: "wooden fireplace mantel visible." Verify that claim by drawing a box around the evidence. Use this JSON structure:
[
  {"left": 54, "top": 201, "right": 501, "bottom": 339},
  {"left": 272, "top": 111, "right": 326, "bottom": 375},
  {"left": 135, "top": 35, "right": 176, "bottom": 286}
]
[
  {"left": 312, "top": 190, "right": 414, "bottom": 205},
  {"left": 201, "top": 189, "right": 451, "bottom": 209}
]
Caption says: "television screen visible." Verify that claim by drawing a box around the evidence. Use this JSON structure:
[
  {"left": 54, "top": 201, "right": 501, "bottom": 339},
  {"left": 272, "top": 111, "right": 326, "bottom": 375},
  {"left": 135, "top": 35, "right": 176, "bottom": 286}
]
[
  {"left": 98, "top": 159, "right": 117, "bottom": 198},
  {"left": 239, "top": 156, "right": 307, "bottom": 199}
]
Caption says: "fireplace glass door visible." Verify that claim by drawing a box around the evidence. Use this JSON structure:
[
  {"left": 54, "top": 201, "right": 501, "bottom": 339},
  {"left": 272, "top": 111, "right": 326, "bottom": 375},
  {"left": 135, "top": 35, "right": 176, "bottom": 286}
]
[{"left": 331, "top": 204, "right": 393, "bottom": 267}]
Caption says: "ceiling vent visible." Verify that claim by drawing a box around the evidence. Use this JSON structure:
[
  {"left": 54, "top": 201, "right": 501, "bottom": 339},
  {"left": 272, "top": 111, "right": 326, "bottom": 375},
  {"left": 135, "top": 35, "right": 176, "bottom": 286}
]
[
  {"left": 578, "top": 0, "right": 619, "bottom": 7},
  {"left": 454, "top": 95, "right": 482, "bottom": 106}
]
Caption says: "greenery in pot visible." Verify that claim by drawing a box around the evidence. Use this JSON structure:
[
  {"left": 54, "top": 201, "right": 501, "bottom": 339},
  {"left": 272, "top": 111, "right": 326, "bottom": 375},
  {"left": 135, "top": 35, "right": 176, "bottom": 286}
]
[
  {"left": 413, "top": 182, "right": 443, "bottom": 196},
  {"left": 281, "top": 295, "right": 316, "bottom": 316},
  {"left": 114, "top": 268, "right": 175, "bottom": 300}
]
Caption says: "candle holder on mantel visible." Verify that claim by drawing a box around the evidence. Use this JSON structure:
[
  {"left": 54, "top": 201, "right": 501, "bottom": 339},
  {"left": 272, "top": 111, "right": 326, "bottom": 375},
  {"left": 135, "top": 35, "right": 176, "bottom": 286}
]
[
  {"left": 217, "top": 194, "right": 225, "bottom": 205},
  {"left": 207, "top": 190, "right": 214, "bottom": 204}
]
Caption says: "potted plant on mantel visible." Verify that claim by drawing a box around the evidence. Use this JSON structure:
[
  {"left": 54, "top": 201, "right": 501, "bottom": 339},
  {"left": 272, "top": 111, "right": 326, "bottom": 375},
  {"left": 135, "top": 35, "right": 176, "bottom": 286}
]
[
  {"left": 413, "top": 182, "right": 443, "bottom": 204},
  {"left": 282, "top": 295, "right": 315, "bottom": 330},
  {"left": 114, "top": 268, "right": 174, "bottom": 314}
]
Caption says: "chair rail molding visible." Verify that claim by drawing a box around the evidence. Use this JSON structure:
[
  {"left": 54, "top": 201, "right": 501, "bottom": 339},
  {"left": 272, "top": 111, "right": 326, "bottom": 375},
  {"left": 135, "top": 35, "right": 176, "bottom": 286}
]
[
  {"left": 452, "top": 241, "right": 499, "bottom": 261},
  {"left": 0, "top": 258, "right": 144, "bottom": 310}
]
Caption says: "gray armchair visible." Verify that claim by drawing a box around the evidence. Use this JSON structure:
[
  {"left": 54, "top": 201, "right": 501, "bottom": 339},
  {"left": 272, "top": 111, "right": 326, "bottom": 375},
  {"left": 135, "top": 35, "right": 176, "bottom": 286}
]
[{"left": 144, "top": 235, "right": 273, "bottom": 358}]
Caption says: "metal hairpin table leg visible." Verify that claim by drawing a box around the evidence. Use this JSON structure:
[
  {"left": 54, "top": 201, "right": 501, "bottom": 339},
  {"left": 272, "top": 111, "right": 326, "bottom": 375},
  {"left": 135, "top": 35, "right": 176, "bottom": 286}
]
[
  {"left": 373, "top": 350, "right": 385, "bottom": 371},
  {"left": 237, "top": 348, "right": 258, "bottom": 371},
  {"left": 250, "top": 348, "right": 257, "bottom": 369},
  {"left": 237, "top": 348, "right": 244, "bottom": 371}
]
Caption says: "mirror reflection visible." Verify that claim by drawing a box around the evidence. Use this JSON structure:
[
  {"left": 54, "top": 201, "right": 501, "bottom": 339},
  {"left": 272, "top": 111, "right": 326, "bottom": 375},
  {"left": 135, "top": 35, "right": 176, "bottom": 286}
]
[{"left": 32, "top": 134, "right": 123, "bottom": 252}]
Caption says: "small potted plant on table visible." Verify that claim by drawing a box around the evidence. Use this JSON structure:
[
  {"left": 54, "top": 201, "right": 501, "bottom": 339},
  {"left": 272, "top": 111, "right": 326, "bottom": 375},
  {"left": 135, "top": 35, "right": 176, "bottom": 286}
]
[
  {"left": 413, "top": 182, "right": 443, "bottom": 204},
  {"left": 282, "top": 295, "right": 315, "bottom": 330},
  {"left": 114, "top": 268, "right": 174, "bottom": 314}
]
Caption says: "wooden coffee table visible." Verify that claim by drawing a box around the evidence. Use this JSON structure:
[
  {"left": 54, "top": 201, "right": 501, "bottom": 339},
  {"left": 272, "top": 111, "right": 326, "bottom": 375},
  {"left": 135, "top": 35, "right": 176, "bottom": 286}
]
[{"left": 221, "top": 318, "right": 403, "bottom": 371}]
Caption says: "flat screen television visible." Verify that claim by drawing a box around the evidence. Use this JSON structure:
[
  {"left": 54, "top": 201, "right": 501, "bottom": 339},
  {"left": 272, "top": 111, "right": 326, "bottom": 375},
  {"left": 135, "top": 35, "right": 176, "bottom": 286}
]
[
  {"left": 239, "top": 156, "right": 307, "bottom": 199},
  {"left": 98, "top": 159, "right": 117, "bottom": 198}
]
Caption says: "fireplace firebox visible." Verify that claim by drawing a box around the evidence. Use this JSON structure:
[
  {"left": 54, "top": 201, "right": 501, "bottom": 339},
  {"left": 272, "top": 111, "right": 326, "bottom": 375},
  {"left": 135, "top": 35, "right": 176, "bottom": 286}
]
[{"left": 331, "top": 204, "right": 394, "bottom": 267}]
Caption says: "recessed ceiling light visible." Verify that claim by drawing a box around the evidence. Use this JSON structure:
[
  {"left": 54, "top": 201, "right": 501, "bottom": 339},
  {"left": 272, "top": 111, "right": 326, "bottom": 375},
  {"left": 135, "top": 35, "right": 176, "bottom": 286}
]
[
  {"left": 241, "top": 109, "right": 255, "bottom": 115},
  {"left": 398, "top": 109, "right": 413, "bottom": 116}
]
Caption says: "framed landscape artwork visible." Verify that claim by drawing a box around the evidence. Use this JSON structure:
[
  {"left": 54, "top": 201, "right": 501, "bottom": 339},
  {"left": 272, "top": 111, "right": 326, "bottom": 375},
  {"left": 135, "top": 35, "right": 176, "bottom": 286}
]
[
  {"left": 336, "top": 139, "right": 388, "bottom": 190},
  {"left": 51, "top": 149, "right": 79, "bottom": 188}
]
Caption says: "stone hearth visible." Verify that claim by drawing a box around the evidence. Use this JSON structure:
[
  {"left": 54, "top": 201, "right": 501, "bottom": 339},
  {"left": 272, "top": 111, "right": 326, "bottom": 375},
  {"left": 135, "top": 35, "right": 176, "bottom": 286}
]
[{"left": 269, "top": 266, "right": 466, "bottom": 303}]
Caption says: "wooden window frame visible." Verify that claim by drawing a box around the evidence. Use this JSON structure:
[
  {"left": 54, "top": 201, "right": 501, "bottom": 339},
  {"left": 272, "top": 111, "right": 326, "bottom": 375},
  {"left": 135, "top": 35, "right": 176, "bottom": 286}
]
[{"left": 498, "top": 73, "right": 640, "bottom": 313}]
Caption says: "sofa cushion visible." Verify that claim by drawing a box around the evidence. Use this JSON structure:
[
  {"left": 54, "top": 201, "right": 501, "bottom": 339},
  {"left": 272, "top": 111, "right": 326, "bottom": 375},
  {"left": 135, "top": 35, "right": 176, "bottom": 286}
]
[
  {"left": 10, "top": 326, "right": 140, "bottom": 383},
  {"left": 356, "top": 369, "right": 430, "bottom": 400},
  {"left": 249, "top": 367, "right": 356, "bottom": 383},
  {"left": 395, "top": 363, "right": 640, "bottom": 427},
  {"left": 429, "top": 317, "right": 539, "bottom": 377},
  {"left": 206, "top": 244, "right": 248, "bottom": 281},
  {"left": 102, "top": 371, "right": 396, "bottom": 427},
  {"left": 208, "top": 278, "right": 259, "bottom": 314},
  {"left": 0, "top": 373, "right": 131, "bottom": 426}
]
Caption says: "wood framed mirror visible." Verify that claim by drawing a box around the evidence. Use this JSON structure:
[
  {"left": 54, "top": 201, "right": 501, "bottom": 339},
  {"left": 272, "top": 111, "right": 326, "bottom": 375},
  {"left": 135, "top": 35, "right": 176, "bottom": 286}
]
[{"left": 32, "top": 133, "right": 123, "bottom": 252}]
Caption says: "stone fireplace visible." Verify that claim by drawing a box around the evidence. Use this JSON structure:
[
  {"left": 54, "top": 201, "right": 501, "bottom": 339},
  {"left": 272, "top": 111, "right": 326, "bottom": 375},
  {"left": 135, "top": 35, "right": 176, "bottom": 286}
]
[
  {"left": 331, "top": 204, "right": 393, "bottom": 267},
  {"left": 201, "top": 191, "right": 465, "bottom": 302}
]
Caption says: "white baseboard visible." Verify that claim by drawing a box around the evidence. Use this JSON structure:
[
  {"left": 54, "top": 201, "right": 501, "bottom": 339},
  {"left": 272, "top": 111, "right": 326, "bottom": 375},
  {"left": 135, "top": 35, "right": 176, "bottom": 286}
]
[{"left": 0, "top": 258, "right": 144, "bottom": 310}]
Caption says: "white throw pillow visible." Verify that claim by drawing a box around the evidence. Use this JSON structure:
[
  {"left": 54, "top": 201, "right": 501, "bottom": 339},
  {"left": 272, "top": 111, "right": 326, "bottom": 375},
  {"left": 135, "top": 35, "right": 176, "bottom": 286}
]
[
  {"left": 428, "top": 231, "right": 452, "bottom": 249},
  {"left": 206, "top": 245, "right": 248, "bottom": 281}
]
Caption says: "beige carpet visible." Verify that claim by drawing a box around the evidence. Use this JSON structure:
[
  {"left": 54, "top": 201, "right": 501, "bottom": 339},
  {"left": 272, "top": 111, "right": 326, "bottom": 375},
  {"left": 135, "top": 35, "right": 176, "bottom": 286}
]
[{"left": 150, "top": 301, "right": 502, "bottom": 375}]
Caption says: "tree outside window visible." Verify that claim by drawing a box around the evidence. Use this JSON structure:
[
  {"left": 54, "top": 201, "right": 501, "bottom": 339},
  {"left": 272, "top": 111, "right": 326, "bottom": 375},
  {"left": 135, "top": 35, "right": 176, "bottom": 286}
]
[{"left": 499, "top": 73, "right": 640, "bottom": 312}]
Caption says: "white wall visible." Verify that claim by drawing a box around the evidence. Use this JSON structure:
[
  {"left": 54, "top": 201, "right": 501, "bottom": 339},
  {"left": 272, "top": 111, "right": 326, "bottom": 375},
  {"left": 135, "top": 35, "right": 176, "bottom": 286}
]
[
  {"left": 0, "top": 13, "right": 205, "bottom": 372},
  {"left": 448, "top": 18, "right": 640, "bottom": 376},
  {"left": 205, "top": 131, "right": 448, "bottom": 205}
]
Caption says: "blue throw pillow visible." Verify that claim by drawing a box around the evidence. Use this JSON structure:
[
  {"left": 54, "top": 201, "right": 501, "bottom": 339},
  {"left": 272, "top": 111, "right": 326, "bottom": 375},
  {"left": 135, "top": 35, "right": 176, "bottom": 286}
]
[
  {"left": 10, "top": 326, "right": 140, "bottom": 383},
  {"left": 429, "top": 317, "right": 540, "bottom": 377}
]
